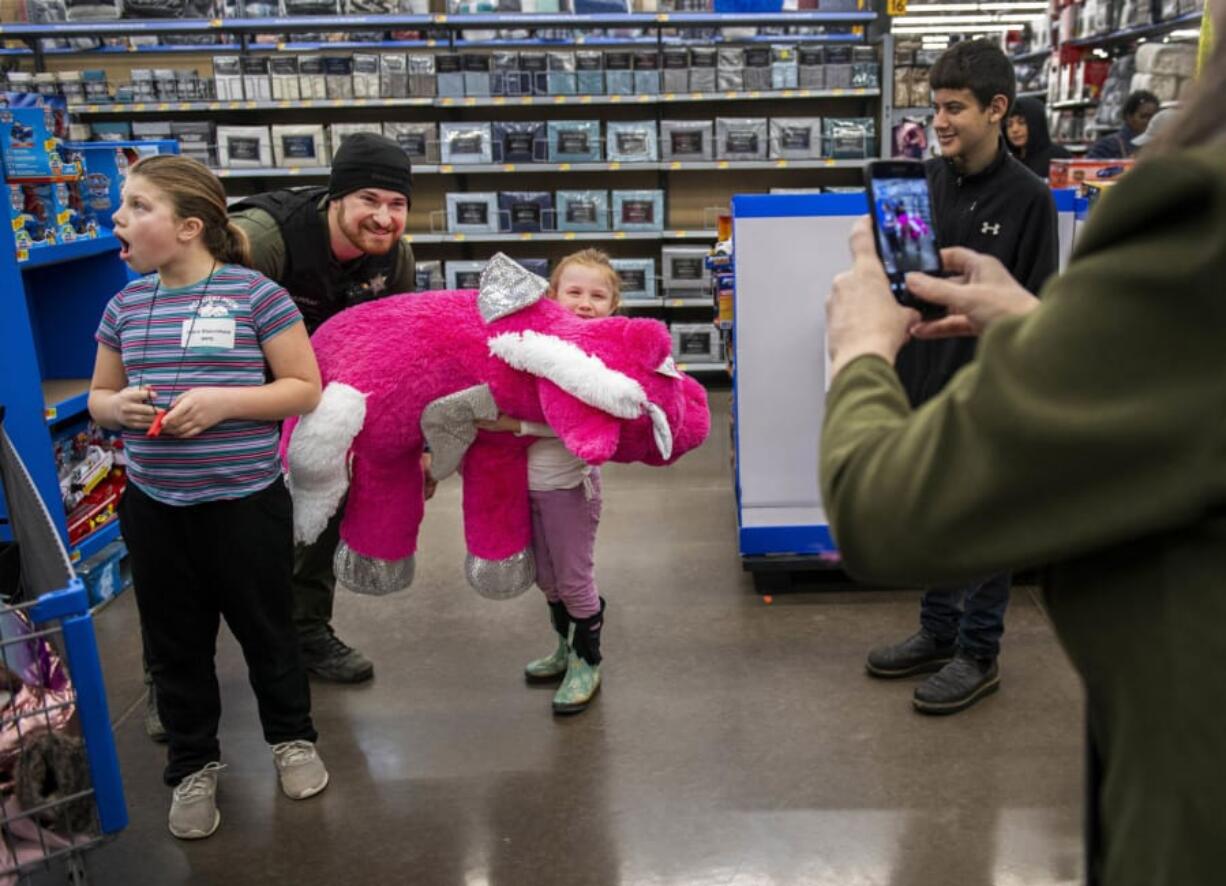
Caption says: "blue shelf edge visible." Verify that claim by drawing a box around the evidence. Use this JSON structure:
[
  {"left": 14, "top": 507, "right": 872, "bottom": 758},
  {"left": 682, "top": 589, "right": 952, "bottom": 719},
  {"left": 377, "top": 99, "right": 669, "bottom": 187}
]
[
  {"left": 71, "top": 515, "right": 121, "bottom": 565},
  {"left": 0, "top": 11, "right": 878, "bottom": 39},
  {"left": 45, "top": 388, "right": 91, "bottom": 427},
  {"left": 19, "top": 233, "right": 121, "bottom": 270}
]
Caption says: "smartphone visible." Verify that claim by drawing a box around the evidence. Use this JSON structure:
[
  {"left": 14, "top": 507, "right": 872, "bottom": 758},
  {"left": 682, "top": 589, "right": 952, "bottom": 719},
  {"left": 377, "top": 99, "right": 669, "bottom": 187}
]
[{"left": 864, "top": 160, "right": 944, "bottom": 317}]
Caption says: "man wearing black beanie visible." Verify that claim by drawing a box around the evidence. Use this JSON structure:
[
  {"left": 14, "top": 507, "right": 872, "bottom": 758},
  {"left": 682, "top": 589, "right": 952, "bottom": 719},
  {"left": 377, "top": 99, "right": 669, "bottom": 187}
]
[{"left": 223, "top": 132, "right": 422, "bottom": 687}]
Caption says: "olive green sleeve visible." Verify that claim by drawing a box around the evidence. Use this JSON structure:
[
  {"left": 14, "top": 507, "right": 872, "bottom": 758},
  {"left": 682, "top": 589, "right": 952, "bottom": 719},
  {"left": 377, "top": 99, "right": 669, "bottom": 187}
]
[
  {"left": 390, "top": 238, "right": 417, "bottom": 295},
  {"left": 230, "top": 207, "right": 288, "bottom": 283},
  {"left": 820, "top": 150, "right": 1226, "bottom": 587}
]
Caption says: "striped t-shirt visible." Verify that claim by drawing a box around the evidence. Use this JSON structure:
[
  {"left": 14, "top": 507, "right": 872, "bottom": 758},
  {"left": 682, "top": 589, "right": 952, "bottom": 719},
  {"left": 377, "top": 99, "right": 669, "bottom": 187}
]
[{"left": 95, "top": 264, "right": 303, "bottom": 506}]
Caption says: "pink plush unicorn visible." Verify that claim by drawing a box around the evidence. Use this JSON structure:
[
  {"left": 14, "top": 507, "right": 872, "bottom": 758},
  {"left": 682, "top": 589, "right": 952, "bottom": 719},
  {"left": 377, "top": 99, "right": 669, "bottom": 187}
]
[{"left": 284, "top": 254, "right": 711, "bottom": 598}]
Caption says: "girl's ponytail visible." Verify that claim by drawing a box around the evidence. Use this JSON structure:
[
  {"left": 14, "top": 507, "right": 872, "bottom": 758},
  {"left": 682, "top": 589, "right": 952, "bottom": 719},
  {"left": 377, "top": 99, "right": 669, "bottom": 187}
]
[{"left": 221, "top": 219, "right": 252, "bottom": 267}]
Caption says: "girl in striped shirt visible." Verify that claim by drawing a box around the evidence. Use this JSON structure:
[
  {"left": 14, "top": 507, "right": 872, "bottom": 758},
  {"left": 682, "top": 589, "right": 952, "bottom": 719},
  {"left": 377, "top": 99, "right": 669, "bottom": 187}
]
[{"left": 88, "top": 156, "right": 327, "bottom": 840}]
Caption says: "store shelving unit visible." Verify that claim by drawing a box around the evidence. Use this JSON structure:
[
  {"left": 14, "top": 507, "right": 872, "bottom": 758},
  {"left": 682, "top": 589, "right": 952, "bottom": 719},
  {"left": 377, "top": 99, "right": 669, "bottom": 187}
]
[
  {"left": 1064, "top": 9, "right": 1203, "bottom": 48},
  {"left": 0, "top": 226, "right": 133, "bottom": 562}
]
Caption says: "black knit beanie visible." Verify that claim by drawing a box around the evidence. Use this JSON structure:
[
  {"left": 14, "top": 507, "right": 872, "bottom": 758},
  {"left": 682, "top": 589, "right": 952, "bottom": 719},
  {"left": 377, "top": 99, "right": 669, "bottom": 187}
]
[{"left": 328, "top": 132, "right": 413, "bottom": 202}]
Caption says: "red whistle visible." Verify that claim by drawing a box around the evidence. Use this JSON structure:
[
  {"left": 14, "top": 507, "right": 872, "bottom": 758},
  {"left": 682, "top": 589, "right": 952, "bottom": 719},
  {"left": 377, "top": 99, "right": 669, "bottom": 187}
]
[{"left": 147, "top": 408, "right": 167, "bottom": 438}]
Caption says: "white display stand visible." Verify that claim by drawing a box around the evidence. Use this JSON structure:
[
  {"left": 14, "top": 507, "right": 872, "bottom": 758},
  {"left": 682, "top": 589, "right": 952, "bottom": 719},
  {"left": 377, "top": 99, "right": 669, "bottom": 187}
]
[{"left": 730, "top": 188, "right": 1082, "bottom": 591}]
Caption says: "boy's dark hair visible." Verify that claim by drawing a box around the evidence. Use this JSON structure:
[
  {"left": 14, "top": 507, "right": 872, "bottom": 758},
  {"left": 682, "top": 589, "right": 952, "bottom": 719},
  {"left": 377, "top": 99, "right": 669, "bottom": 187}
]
[
  {"left": 1123, "top": 90, "right": 1160, "bottom": 116},
  {"left": 929, "top": 39, "right": 1017, "bottom": 110}
]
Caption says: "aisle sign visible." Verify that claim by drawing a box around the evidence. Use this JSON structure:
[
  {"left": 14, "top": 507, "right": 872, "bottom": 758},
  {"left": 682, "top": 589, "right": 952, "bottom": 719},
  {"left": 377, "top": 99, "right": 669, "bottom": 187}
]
[{"left": 888, "top": 0, "right": 907, "bottom": 13}]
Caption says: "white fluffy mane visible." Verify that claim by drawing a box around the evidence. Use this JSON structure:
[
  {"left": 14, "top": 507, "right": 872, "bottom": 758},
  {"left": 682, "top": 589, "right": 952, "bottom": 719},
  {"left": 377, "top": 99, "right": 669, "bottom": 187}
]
[{"left": 487, "top": 331, "right": 646, "bottom": 419}]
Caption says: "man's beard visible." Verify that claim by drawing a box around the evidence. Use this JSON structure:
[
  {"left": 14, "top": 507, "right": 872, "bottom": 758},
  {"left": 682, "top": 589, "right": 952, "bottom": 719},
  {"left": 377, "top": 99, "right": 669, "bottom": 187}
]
[{"left": 337, "top": 204, "right": 400, "bottom": 256}]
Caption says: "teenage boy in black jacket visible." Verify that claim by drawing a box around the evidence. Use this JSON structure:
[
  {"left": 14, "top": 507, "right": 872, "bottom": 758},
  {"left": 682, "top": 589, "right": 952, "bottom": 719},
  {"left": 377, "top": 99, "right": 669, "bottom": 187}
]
[{"left": 866, "top": 39, "right": 1059, "bottom": 715}]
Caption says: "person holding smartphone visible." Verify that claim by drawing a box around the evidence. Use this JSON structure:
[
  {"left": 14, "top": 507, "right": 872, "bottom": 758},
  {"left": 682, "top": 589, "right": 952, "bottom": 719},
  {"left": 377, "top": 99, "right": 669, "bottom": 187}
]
[{"left": 864, "top": 40, "right": 1059, "bottom": 715}]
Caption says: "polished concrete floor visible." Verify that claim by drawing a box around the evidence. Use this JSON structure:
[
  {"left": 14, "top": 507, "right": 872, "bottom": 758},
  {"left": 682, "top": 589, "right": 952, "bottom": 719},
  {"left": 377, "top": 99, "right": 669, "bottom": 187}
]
[{"left": 76, "top": 391, "right": 1085, "bottom": 885}]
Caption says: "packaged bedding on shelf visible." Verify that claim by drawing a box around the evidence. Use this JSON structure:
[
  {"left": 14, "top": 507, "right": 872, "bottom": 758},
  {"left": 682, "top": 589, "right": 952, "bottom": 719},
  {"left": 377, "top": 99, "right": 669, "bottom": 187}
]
[
  {"left": 556, "top": 190, "right": 609, "bottom": 232},
  {"left": 498, "top": 191, "right": 553, "bottom": 233},
  {"left": 440, "top": 122, "right": 494, "bottom": 164},
  {"left": 447, "top": 260, "right": 486, "bottom": 290},
  {"left": 611, "top": 189, "right": 664, "bottom": 232},
  {"left": 769, "top": 117, "right": 823, "bottom": 159},
  {"left": 716, "top": 117, "right": 768, "bottom": 161},
  {"left": 217, "top": 125, "right": 272, "bottom": 168},
  {"left": 661, "top": 245, "right": 710, "bottom": 291},
  {"left": 670, "top": 322, "right": 722, "bottom": 363},
  {"left": 446, "top": 191, "right": 500, "bottom": 233},
  {"left": 492, "top": 121, "right": 547, "bottom": 164},
  {"left": 272, "top": 124, "right": 329, "bottom": 168},
  {"left": 547, "top": 120, "right": 602, "bottom": 163},
  {"left": 270, "top": 56, "right": 301, "bottom": 101},
  {"left": 385, "top": 121, "right": 439, "bottom": 163},
  {"left": 611, "top": 257, "right": 656, "bottom": 300},
  {"left": 606, "top": 120, "right": 658, "bottom": 163},
  {"left": 660, "top": 119, "right": 714, "bottom": 161}
]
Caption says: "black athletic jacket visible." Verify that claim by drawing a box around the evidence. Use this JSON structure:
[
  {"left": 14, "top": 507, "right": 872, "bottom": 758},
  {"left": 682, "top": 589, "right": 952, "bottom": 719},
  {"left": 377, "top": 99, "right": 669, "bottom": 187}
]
[{"left": 895, "top": 140, "right": 1059, "bottom": 407}]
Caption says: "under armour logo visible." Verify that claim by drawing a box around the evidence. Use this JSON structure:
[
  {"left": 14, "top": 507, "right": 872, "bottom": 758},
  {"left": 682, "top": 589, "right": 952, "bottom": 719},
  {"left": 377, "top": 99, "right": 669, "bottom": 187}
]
[{"left": 981, "top": 222, "right": 1001, "bottom": 236}]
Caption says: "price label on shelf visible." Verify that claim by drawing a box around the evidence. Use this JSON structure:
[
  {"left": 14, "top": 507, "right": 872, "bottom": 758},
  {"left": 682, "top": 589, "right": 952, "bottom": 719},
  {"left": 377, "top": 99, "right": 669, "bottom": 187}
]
[
  {"left": 638, "top": 94, "right": 650, "bottom": 103},
  {"left": 564, "top": 232, "right": 577, "bottom": 240},
  {"left": 453, "top": 233, "right": 467, "bottom": 241},
  {"left": 675, "top": 230, "right": 688, "bottom": 237},
  {"left": 559, "top": 163, "right": 572, "bottom": 171},
  {"left": 670, "top": 161, "right": 682, "bottom": 170},
  {"left": 610, "top": 95, "right": 622, "bottom": 103},
  {"left": 832, "top": 88, "right": 845, "bottom": 96},
  {"left": 178, "top": 102, "right": 191, "bottom": 111},
  {"left": 440, "top": 164, "right": 454, "bottom": 173},
  {"left": 504, "top": 164, "right": 516, "bottom": 172},
  {"left": 228, "top": 101, "right": 241, "bottom": 110},
  {"left": 288, "top": 168, "right": 301, "bottom": 175},
  {"left": 442, "top": 97, "right": 455, "bottom": 106},
  {"left": 133, "top": 103, "right": 146, "bottom": 112},
  {"left": 356, "top": 99, "right": 369, "bottom": 107},
  {"left": 608, "top": 162, "right": 621, "bottom": 171},
  {"left": 520, "top": 233, "right": 534, "bottom": 240},
  {"left": 825, "top": 158, "right": 837, "bottom": 166},
  {"left": 494, "top": 97, "right": 506, "bottom": 105},
  {"left": 614, "top": 232, "right": 627, "bottom": 239},
  {"left": 554, "top": 95, "right": 567, "bottom": 104},
  {"left": 717, "top": 161, "right": 729, "bottom": 169},
  {"left": 520, "top": 96, "right": 533, "bottom": 105},
  {"left": 465, "top": 97, "right": 477, "bottom": 106},
  {"left": 670, "top": 299, "right": 687, "bottom": 307},
  {"left": 888, "top": 0, "right": 908, "bottom": 14},
  {"left": 278, "top": 100, "right": 291, "bottom": 109},
  {"left": 157, "top": 102, "right": 170, "bottom": 111},
  {"left": 665, "top": 93, "right": 676, "bottom": 101},
  {"left": 782, "top": 90, "right": 794, "bottom": 98},
  {"left": 209, "top": 102, "right": 221, "bottom": 110},
  {"left": 86, "top": 105, "right": 99, "bottom": 113},
  {"left": 725, "top": 91, "right": 738, "bottom": 99},
  {"left": 581, "top": 95, "right": 592, "bottom": 104},
  {"left": 775, "top": 159, "right": 788, "bottom": 168},
  {"left": 690, "top": 93, "right": 701, "bottom": 101}
]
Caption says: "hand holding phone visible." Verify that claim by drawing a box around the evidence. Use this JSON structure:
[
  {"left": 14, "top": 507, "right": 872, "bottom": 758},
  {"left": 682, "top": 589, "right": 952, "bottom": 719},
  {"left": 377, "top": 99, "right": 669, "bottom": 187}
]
[{"left": 864, "top": 160, "right": 944, "bottom": 318}]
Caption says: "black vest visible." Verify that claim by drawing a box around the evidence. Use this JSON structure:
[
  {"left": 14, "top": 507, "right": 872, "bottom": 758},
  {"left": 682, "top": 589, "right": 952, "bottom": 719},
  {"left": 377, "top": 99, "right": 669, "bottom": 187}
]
[{"left": 230, "top": 186, "right": 401, "bottom": 334}]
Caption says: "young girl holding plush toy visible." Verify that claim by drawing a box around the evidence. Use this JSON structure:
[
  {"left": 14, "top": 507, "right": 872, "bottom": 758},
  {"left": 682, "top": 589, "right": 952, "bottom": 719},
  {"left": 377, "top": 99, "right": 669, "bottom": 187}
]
[{"left": 477, "top": 248, "right": 622, "bottom": 715}]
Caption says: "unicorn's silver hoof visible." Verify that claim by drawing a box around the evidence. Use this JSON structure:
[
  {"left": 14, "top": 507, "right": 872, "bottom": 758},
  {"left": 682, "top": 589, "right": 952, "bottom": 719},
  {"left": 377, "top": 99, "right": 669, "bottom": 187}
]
[
  {"left": 333, "top": 542, "right": 415, "bottom": 596},
  {"left": 464, "top": 550, "right": 535, "bottom": 600}
]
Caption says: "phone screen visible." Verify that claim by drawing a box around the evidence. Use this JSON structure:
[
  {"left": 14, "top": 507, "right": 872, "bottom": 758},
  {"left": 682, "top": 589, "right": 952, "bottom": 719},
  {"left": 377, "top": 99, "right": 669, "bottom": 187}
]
[{"left": 869, "top": 174, "right": 941, "bottom": 277}]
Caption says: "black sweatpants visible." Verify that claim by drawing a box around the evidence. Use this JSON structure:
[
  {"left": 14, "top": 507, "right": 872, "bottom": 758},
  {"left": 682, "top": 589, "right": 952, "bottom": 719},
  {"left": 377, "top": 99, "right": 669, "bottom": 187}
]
[{"left": 120, "top": 478, "right": 316, "bottom": 786}]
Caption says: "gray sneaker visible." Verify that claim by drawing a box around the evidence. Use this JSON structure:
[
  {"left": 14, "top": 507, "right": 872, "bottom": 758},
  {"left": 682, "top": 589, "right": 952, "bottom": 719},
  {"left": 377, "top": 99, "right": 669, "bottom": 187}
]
[
  {"left": 299, "top": 626, "right": 374, "bottom": 684},
  {"left": 168, "top": 762, "right": 225, "bottom": 840},
  {"left": 271, "top": 740, "right": 329, "bottom": 800}
]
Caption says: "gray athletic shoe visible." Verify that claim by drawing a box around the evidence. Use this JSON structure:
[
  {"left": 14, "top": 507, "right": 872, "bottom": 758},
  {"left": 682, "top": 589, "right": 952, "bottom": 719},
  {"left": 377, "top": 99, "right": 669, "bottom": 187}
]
[
  {"left": 271, "top": 740, "right": 330, "bottom": 800},
  {"left": 168, "top": 762, "right": 225, "bottom": 840}
]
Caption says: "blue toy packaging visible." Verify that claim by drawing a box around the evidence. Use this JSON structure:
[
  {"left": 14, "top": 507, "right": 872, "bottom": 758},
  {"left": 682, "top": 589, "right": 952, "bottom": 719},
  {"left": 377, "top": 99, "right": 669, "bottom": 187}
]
[{"left": 0, "top": 100, "right": 81, "bottom": 179}]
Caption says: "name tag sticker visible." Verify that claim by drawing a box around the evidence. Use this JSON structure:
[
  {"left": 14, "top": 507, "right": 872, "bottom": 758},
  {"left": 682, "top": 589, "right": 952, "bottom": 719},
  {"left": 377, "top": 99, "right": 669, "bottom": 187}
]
[{"left": 183, "top": 318, "right": 236, "bottom": 350}]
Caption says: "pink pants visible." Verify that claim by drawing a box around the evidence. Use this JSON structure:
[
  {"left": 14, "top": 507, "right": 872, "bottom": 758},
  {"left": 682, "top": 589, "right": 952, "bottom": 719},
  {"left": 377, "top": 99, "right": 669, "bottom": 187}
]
[{"left": 529, "top": 469, "right": 602, "bottom": 619}]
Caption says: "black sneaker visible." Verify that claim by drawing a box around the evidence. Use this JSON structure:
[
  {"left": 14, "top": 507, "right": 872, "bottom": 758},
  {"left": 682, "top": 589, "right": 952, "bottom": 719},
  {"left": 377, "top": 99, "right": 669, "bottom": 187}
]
[
  {"left": 299, "top": 626, "right": 374, "bottom": 684},
  {"left": 913, "top": 652, "right": 1000, "bottom": 715},
  {"left": 866, "top": 630, "right": 957, "bottom": 679}
]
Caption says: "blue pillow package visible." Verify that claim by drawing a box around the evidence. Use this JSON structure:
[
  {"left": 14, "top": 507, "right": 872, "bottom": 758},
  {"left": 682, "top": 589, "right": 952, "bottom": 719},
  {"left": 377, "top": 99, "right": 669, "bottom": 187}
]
[
  {"left": 606, "top": 120, "right": 658, "bottom": 163},
  {"left": 605, "top": 51, "right": 634, "bottom": 95},
  {"left": 519, "top": 257, "right": 550, "bottom": 279},
  {"left": 556, "top": 190, "right": 609, "bottom": 232},
  {"left": 492, "top": 121, "right": 547, "bottom": 163},
  {"left": 610, "top": 257, "right": 657, "bottom": 300},
  {"left": 611, "top": 189, "right": 664, "bottom": 232},
  {"left": 446, "top": 192, "right": 499, "bottom": 233},
  {"left": 547, "top": 120, "right": 602, "bottom": 163},
  {"left": 498, "top": 191, "right": 553, "bottom": 233}
]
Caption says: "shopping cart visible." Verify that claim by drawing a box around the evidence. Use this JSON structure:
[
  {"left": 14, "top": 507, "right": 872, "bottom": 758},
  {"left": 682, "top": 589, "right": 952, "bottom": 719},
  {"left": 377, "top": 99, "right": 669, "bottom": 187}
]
[{"left": 0, "top": 407, "right": 127, "bottom": 884}]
